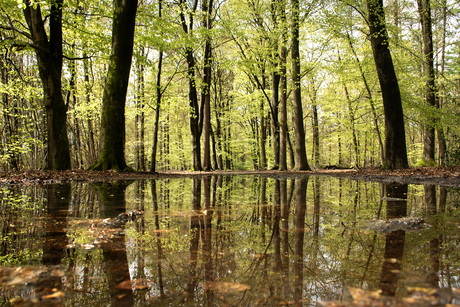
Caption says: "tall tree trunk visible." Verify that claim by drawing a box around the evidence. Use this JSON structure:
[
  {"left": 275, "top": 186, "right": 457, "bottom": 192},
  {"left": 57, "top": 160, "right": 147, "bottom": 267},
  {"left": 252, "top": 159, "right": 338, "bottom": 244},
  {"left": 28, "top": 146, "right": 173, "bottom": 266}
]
[
  {"left": 92, "top": 0, "right": 138, "bottom": 170},
  {"left": 312, "top": 99, "right": 320, "bottom": 167},
  {"left": 202, "top": 0, "right": 214, "bottom": 171},
  {"left": 179, "top": 0, "right": 202, "bottom": 171},
  {"left": 346, "top": 32, "right": 384, "bottom": 166},
  {"left": 271, "top": 0, "right": 280, "bottom": 170},
  {"left": 150, "top": 49, "right": 163, "bottom": 173},
  {"left": 343, "top": 83, "right": 359, "bottom": 167},
  {"left": 150, "top": 0, "right": 164, "bottom": 173},
  {"left": 278, "top": 0, "right": 288, "bottom": 171},
  {"left": 260, "top": 100, "right": 267, "bottom": 169},
  {"left": 23, "top": 0, "right": 71, "bottom": 170},
  {"left": 417, "top": 0, "right": 436, "bottom": 165},
  {"left": 367, "top": 0, "right": 408, "bottom": 169},
  {"left": 437, "top": 0, "right": 447, "bottom": 166},
  {"left": 291, "top": 0, "right": 310, "bottom": 171},
  {"left": 83, "top": 52, "right": 96, "bottom": 167}
]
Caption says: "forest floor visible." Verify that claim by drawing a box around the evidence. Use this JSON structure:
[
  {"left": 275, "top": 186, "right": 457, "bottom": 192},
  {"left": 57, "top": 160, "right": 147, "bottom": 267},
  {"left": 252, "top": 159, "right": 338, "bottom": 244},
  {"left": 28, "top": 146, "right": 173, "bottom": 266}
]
[{"left": 2, "top": 166, "right": 460, "bottom": 187}]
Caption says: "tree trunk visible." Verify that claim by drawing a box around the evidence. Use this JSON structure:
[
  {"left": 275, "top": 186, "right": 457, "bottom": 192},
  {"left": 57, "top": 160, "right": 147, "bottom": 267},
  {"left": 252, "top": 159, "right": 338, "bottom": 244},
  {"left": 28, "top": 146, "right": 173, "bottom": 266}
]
[
  {"left": 201, "top": 0, "right": 214, "bottom": 171},
  {"left": 278, "top": 0, "right": 288, "bottom": 171},
  {"left": 343, "top": 83, "right": 359, "bottom": 167},
  {"left": 150, "top": 49, "right": 163, "bottom": 173},
  {"left": 83, "top": 52, "right": 96, "bottom": 167},
  {"left": 291, "top": 0, "right": 310, "bottom": 171},
  {"left": 367, "top": 0, "right": 408, "bottom": 169},
  {"left": 417, "top": 0, "right": 436, "bottom": 165},
  {"left": 312, "top": 100, "right": 320, "bottom": 167},
  {"left": 179, "top": 0, "right": 202, "bottom": 171},
  {"left": 150, "top": 0, "right": 164, "bottom": 173},
  {"left": 23, "top": 0, "right": 71, "bottom": 170},
  {"left": 437, "top": 0, "right": 447, "bottom": 166},
  {"left": 92, "top": 0, "right": 138, "bottom": 170},
  {"left": 346, "top": 32, "right": 384, "bottom": 166}
]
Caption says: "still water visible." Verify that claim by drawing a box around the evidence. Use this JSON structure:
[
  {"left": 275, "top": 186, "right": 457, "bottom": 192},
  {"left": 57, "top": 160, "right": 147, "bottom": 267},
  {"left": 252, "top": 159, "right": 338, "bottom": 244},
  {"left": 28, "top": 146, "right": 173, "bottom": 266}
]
[{"left": 0, "top": 175, "right": 460, "bottom": 306}]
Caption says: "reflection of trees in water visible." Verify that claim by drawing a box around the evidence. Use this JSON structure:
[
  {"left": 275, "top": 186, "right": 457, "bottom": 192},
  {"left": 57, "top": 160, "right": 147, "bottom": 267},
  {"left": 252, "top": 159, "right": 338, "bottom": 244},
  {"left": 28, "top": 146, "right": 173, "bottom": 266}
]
[
  {"left": 93, "top": 181, "right": 134, "bottom": 306},
  {"left": 379, "top": 182, "right": 407, "bottom": 296},
  {"left": 4, "top": 176, "right": 460, "bottom": 305}
]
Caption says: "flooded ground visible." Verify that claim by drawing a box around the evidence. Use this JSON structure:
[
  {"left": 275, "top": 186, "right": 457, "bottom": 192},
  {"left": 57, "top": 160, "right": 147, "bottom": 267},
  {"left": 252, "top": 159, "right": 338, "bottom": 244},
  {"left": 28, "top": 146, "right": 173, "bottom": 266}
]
[{"left": 1, "top": 175, "right": 460, "bottom": 306}]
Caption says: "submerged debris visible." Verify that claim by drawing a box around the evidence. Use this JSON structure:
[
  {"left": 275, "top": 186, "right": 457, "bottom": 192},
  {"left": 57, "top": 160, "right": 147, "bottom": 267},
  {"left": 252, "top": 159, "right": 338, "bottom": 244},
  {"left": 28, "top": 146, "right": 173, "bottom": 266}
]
[{"left": 365, "top": 217, "right": 430, "bottom": 234}]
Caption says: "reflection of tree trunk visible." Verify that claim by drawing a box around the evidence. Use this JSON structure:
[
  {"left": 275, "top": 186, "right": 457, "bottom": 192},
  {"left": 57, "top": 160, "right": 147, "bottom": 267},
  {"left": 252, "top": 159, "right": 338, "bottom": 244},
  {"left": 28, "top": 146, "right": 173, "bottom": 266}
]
[
  {"left": 93, "top": 182, "right": 134, "bottom": 306},
  {"left": 203, "top": 177, "right": 214, "bottom": 305},
  {"left": 379, "top": 183, "right": 407, "bottom": 296},
  {"left": 425, "top": 185, "right": 439, "bottom": 288},
  {"left": 43, "top": 184, "right": 71, "bottom": 265},
  {"left": 280, "top": 179, "right": 290, "bottom": 298},
  {"left": 261, "top": 178, "right": 268, "bottom": 244},
  {"left": 151, "top": 180, "right": 165, "bottom": 298},
  {"left": 186, "top": 178, "right": 202, "bottom": 301},
  {"left": 37, "top": 184, "right": 71, "bottom": 299},
  {"left": 273, "top": 180, "right": 282, "bottom": 272},
  {"left": 312, "top": 177, "right": 320, "bottom": 265},
  {"left": 294, "top": 177, "right": 308, "bottom": 307}
]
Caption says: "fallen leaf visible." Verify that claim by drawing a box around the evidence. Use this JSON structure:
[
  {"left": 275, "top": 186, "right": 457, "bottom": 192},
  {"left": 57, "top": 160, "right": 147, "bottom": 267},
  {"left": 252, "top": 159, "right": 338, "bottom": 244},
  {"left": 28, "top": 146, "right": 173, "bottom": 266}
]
[
  {"left": 204, "top": 281, "right": 250, "bottom": 293},
  {"left": 42, "top": 291, "right": 65, "bottom": 299}
]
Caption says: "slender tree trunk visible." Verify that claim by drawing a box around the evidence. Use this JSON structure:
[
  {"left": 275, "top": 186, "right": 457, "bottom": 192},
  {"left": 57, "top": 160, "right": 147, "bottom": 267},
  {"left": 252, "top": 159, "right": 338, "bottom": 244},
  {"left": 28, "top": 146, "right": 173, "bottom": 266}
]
[
  {"left": 417, "top": 0, "right": 436, "bottom": 165},
  {"left": 291, "top": 0, "right": 310, "bottom": 171},
  {"left": 312, "top": 100, "right": 320, "bottom": 167},
  {"left": 347, "top": 32, "right": 384, "bottom": 165},
  {"left": 367, "top": 0, "right": 408, "bottom": 169},
  {"left": 23, "top": 0, "right": 71, "bottom": 170},
  {"left": 343, "top": 83, "right": 359, "bottom": 167},
  {"left": 260, "top": 100, "right": 267, "bottom": 169},
  {"left": 150, "top": 49, "right": 163, "bottom": 172},
  {"left": 92, "top": 0, "right": 138, "bottom": 170},
  {"left": 150, "top": 0, "right": 164, "bottom": 173},
  {"left": 278, "top": 0, "right": 288, "bottom": 171},
  {"left": 437, "top": 0, "right": 447, "bottom": 166},
  {"left": 83, "top": 53, "right": 96, "bottom": 167},
  {"left": 202, "top": 0, "right": 214, "bottom": 171},
  {"left": 179, "top": 0, "right": 202, "bottom": 171}
]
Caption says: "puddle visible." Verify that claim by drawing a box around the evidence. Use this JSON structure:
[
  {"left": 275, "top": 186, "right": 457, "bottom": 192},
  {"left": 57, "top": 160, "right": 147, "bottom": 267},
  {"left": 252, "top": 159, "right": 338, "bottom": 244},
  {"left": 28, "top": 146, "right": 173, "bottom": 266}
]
[{"left": 0, "top": 176, "right": 460, "bottom": 306}]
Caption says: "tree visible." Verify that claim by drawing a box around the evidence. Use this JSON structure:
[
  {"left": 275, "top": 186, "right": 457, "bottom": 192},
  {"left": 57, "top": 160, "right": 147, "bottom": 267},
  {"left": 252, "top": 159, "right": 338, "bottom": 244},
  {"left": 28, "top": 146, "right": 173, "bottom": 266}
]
[
  {"left": 417, "top": 0, "right": 436, "bottom": 166},
  {"left": 201, "top": 0, "right": 214, "bottom": 171},
  {"left": 23, "top": 0, "right": 71, "bottom": 170},
  {"left": 291, "top": 0, "right": 311, "bottom": 171},
  {"left": 367, "top": 0, "right": 408, "bottom": 169},
  {"left": 91, "top": 0, "right": 138, "bottom": 170}
]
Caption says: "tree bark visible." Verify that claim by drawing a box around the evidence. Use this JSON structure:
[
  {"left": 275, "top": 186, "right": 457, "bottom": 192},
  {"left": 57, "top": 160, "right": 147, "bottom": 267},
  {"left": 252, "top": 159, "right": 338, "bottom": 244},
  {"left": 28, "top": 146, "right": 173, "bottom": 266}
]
[
  {"left": 23, "top": 0, "right": 71, "bottom": 170},
  {"left": 417, "top": 0, "right": 436, "bottom": 165},
  {"left": 202, "top": 0, "right": 214, "bottom": 171},
  {"left": 150, "top": 0, "right": 164, "bottom": 173},
  {"left": 278, "top": 0, "right": 288, "bottom": 171},
  {"left": 179, "top": 0, "right": 202, "bottom": 171},
  {"left": 91, "top": 0, "right": 138, "bottom": 171},
  {"left": 367, "top": 0, "right": 408, "bottom": 169},
  {"left": 291, "top": 0, "right": 310, "bottom": 171}
]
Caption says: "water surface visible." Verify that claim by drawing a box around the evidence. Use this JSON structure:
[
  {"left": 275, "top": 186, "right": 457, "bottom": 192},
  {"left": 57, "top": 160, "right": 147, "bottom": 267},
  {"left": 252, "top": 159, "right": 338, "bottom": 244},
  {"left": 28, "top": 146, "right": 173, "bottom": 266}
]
[{"left": 1, "top": 176, "right": 459, "bottom": 306}]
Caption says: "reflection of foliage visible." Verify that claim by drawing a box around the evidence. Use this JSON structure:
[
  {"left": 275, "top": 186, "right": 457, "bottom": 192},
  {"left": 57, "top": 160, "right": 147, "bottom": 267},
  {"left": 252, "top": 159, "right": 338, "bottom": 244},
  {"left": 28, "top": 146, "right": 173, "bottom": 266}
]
[{"left": 2, "top": 178, "right": 460, "bottom": 305}]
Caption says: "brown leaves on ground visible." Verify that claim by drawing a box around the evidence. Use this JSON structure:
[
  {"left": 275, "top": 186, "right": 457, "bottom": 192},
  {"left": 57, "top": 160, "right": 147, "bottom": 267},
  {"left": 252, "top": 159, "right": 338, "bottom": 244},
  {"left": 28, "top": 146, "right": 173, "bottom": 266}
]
[{"left": 2, "top": 167, "right": 460, "bottom": 186}]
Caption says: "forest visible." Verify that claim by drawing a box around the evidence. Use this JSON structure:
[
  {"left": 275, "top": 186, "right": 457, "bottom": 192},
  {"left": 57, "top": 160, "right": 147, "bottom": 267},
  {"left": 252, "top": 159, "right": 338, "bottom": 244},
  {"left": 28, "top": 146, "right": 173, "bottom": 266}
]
[{"left": 0, "top": 0, "right": 459, "bottom": 172}]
